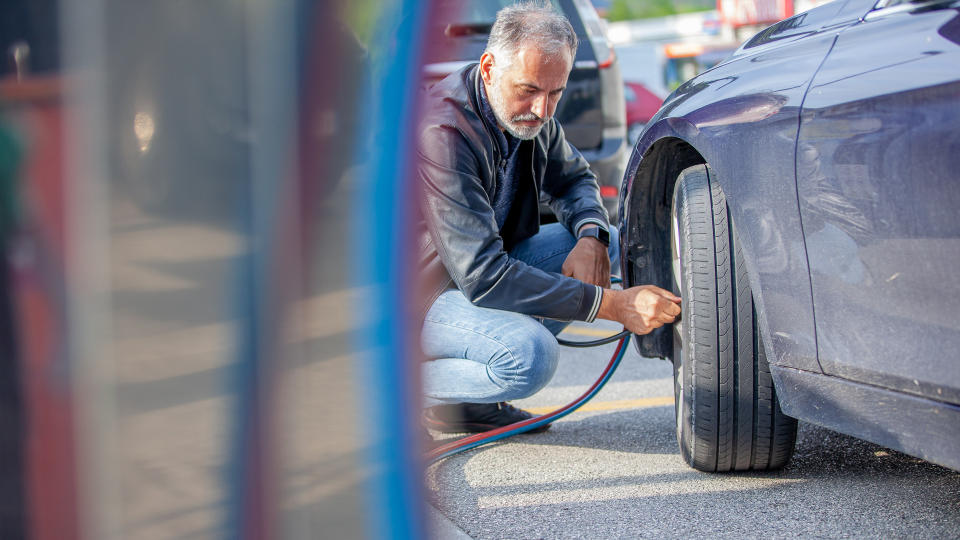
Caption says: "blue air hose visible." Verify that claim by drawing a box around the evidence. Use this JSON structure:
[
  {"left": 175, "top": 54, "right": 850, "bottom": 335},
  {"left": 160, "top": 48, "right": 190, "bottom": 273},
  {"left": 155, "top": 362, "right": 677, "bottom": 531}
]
[{"left": 426, "top": 330, "right": 631, "bottom": 463}]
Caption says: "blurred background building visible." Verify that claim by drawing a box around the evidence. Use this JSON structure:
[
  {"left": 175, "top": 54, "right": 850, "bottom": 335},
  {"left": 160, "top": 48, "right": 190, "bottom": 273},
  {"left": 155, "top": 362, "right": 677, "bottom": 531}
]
[
  {"left": 0, "top": 0, "right": 819, "bottom": 538},
  {"left": 1, "top": 0, "right": 427, "bottom": 538}
]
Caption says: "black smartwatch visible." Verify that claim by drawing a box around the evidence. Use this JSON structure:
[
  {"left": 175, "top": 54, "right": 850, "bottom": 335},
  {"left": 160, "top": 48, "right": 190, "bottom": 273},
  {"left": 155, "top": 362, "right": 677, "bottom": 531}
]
[{"left": 577, "top": 226, "right": 610, "bottom": 247}]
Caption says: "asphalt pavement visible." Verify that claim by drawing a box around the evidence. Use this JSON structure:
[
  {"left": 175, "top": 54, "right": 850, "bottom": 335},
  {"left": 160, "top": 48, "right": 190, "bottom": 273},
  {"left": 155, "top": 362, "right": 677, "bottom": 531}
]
[{"left": 426, "top": 320, "right": 960, "bottom": 539}]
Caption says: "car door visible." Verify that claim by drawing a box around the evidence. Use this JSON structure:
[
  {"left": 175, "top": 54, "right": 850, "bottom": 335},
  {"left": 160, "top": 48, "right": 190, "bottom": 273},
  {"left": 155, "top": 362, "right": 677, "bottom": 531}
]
[{"left": 797, "top": 0, "right": 960, "bottom": 403}]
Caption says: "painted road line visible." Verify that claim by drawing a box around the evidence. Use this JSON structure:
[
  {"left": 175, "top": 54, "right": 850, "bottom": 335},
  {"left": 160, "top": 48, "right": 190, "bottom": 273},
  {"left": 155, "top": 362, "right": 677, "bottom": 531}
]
[
  {"left": 525, "top": 396, "right": 673, "bottom": 415},
  {"left": 477, "top": 476, "right": 803, "bottom": 509}
]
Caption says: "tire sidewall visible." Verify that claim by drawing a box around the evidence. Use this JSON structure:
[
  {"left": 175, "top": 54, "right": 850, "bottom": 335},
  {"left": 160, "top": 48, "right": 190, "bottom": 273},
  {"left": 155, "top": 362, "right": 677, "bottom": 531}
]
[{"left": 672, "top": 168, "right": 700, "bottom": 468}]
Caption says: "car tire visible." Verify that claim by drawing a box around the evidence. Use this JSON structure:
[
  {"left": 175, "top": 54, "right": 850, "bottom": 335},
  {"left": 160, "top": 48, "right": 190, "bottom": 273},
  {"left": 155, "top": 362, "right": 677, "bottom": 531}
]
[{"left": 670, "top": 164, "right": 797, "bottom": 472}]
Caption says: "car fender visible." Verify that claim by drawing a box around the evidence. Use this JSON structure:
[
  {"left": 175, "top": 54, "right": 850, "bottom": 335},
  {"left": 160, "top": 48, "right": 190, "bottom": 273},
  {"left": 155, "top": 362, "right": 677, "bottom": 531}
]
[
  {"left": 617, "top": 1, "right": 870, "bottom": 369},
  {"left": 619, "top": 117, "right": 813, "bottom": 371}
]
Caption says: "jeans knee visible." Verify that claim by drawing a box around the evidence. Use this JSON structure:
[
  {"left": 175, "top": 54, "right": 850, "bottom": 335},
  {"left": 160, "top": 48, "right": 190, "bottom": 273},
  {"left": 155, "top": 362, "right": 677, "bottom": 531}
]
[{"left": 488, "top": 322, "right": 559, "bottom": 399}]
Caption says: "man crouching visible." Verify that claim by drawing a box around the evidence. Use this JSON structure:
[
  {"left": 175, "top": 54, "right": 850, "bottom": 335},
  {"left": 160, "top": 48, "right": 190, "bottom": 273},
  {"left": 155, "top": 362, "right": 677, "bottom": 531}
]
[{"left": 416, "top": 1, "right": 681, "bottom": 434}]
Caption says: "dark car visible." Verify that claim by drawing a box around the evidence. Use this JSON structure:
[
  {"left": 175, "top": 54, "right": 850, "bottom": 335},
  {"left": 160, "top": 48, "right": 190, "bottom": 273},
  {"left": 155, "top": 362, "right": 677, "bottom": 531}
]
[
  {"left": 424, "top": 0, "right": 628, "bottom": 219},
  {"left": 618, "top": 0, "right": 960, "bottom": 473}
]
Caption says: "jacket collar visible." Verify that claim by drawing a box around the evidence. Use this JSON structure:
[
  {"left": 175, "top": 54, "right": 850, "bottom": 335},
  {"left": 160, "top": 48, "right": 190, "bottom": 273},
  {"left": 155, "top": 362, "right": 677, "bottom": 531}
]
[
  {"left": 477, "top": 75, "right": 511, "bottom": 158},
  {"left": 464, "top": 64, "right": 506, "bottom": 157}
]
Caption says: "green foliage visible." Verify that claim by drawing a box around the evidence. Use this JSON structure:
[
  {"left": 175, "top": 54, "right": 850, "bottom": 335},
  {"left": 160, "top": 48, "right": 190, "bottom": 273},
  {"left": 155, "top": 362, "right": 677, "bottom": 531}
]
[
  {"left": 608, "top": 0, "right": 635, "bottom": 21},
  {"left": 344, "top": 0, "right": 381, "bottom": 46},
  {"left": 607, "top": 0, "right": 714, "bottom": 21},
  {"left": 0, "top": 121, "right": 22, "bottom": 238}
]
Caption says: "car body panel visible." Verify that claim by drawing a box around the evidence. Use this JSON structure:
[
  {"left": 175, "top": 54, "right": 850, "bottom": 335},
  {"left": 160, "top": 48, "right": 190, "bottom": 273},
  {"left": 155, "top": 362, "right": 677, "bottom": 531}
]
[
  {"left": 619, "top": 0, "right": 960, "bottom": 470},
  {"left": 797, "top": 2, "right": 960, "bottom": 404},
  {"left": 771, "top": 364, "right": 960, "bottom": 471},
  {"left": 621, "top": 0, "right": 873, "bottom": 372}
]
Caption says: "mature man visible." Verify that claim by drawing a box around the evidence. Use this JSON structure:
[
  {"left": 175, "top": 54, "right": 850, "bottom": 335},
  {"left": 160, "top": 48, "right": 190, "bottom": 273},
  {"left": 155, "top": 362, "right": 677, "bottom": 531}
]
[{"left": 416, "top": 2, "right": 680, "bottom": 433}]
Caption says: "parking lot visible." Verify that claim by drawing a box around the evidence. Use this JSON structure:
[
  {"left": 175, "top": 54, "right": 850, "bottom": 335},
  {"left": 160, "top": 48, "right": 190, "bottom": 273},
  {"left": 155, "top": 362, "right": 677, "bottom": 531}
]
[{"left": 427, "top": 321, "right": 960, "bottom": 539}]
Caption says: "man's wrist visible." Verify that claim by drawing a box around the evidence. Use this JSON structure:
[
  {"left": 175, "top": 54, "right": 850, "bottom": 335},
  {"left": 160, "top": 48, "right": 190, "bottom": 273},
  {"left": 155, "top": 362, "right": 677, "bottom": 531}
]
[
  {"left": 577, "top": 224, "right": 610, "bottom": 247},
  {"left": 584, "top": 284, "right": 604, "bottom": 322},
  {"left": 596, "top": 288, "right": 619, "bottom": 322},
  {"left": 573, "top": 217, "right": 608, "bottom": 237}
]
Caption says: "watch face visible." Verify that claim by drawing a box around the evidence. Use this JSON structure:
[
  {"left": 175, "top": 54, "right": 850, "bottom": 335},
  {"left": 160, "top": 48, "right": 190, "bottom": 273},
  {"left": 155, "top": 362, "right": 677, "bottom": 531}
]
[
  {"left": 581, "top": 227, "right": 610, "bottom": 246},
  {"left": 596, "top": 227, "right": 610, "bottom": 246}
]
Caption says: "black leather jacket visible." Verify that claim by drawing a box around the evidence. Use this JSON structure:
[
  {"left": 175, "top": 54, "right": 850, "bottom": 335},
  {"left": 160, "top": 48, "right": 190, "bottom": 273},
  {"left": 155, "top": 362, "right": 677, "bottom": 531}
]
[{"left": 416, "top": 64, "right": 609, "bottom": 322}]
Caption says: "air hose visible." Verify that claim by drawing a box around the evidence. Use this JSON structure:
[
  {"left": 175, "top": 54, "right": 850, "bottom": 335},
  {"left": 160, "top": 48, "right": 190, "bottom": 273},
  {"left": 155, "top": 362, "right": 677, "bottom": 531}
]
[{"left": 426, "top": 278, "right": 632, "bottom": 464}]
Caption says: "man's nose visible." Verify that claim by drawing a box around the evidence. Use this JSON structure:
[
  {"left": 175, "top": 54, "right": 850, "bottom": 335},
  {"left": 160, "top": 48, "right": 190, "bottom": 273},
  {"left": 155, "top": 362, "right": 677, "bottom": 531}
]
[{"left": 531, "top": 94, "right": 548, "bottom": 119}]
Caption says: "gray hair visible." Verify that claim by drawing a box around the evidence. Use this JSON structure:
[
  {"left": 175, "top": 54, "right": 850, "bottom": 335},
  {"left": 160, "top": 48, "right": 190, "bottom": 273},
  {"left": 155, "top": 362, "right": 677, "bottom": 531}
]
[{"left": 484, "top": 1, "right": 578, "bottom": 69}]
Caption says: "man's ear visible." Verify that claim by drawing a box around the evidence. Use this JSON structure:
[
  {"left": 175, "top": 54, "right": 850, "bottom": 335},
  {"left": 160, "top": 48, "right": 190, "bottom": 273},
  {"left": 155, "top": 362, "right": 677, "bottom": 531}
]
[{"left": 479, "top": 52, "right": 495, "bottom": 85}]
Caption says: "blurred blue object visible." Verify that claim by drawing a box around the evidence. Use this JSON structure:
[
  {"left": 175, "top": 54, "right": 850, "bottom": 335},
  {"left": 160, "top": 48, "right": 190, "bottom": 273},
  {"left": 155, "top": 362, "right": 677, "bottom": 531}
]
[
  {"left": 353, "top": 0, "right": 431, "bottom": 538},
  {"left": 1, "top": 0, "right": 431, "bottom": 537}
]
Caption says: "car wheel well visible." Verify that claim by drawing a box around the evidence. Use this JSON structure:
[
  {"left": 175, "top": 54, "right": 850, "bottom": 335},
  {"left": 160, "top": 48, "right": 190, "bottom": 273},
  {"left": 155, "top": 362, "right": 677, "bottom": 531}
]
[{"left": 624, "top": 137, "right": 705, "bottom": 359}]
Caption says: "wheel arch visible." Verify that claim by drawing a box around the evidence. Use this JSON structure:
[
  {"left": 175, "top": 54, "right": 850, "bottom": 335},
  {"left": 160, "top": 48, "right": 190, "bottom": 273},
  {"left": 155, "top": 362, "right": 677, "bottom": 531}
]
[
  {"left": 622, "top": 136, "right": 776, "bottom": 364},
  {"left": 621, "top": 137, "right": 705, "bottom": 359}
]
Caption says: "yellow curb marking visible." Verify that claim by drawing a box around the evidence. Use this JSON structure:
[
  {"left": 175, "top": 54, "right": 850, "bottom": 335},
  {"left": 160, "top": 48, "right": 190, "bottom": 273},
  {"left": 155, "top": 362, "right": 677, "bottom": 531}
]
[{"left": 525, "top": 395, "right": 673, "bottom": 415}]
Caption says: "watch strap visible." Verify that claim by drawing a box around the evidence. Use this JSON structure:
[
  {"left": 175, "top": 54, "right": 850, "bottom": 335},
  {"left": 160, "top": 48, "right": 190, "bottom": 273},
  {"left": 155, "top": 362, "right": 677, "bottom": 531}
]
[{"left": 577, "top": 226, "right": 610, "bottom": 247}]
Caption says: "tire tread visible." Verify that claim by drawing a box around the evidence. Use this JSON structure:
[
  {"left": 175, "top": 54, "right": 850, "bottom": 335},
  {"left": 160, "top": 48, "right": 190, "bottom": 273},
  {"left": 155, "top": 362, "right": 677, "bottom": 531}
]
[{"left": 672, "top": 164, "right": 797, "bottom": 473}]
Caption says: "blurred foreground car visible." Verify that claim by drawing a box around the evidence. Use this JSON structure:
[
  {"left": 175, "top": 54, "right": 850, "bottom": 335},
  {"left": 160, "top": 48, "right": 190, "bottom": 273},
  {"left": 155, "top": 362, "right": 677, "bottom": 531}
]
[
  {"left": 618, "top": 0, "right": 960, "bottom": 472},
  {"left": 424, "top": 0, "right": 627, "bottom": 219},
  {"left": 105, "top": 2, "right": 367, "bottom": 215}
]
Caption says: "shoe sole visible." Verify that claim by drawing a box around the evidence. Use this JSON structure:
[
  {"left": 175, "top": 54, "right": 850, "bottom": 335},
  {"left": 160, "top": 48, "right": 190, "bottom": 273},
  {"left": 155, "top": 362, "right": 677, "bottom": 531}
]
[{"left": 423, "top": 416, "right": 551, "bottom": 434}]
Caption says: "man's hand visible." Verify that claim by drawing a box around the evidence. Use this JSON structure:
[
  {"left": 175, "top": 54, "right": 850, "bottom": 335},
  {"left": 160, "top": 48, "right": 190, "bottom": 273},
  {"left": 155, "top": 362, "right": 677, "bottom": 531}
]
[
  {"left": 562, "top": 226, "right": 610, "bottom": 288},
  {"left": 597, "top": 285, "right": 681, "bottom": 335}
]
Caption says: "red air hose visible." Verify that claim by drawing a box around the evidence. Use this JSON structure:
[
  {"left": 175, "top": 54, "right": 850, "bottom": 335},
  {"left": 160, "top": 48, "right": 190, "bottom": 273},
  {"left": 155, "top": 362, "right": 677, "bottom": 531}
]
[{"left": 426, "top": 332, "right": 631, "bottom": 463}]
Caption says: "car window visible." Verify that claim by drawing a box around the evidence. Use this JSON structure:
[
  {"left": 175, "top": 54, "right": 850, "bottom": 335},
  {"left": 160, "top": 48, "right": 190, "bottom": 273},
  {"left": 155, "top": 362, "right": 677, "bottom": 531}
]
[
  {"left": 872, "top": 0, "right": 958, "bottom": 11},
  {"left": 875, "top": 0, "right": 911, "bottom": 7},
  {"left": 875, "top": 0, "right": 924, "bottom": 7}
]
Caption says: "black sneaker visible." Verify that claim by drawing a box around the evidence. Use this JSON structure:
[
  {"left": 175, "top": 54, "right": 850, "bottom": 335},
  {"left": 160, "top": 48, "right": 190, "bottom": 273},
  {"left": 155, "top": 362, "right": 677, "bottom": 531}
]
[
  {"left": 423, "top": 402, "right": 551, "bottom": 434},
  {"left": 420, "top": 426, "right": 446, "bottom": 454}
]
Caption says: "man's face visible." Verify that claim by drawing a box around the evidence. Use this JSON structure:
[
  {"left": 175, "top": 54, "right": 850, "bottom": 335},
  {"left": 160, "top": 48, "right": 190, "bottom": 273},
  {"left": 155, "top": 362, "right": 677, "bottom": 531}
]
[{"left": 480, "top": 44, "right": 573, "bottom": 140}]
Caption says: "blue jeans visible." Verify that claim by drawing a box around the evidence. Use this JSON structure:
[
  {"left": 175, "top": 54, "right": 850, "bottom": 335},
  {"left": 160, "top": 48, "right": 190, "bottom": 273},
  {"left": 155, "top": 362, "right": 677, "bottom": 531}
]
[{"left": 421, "top": 223, "right": 620, "bottom": 407}]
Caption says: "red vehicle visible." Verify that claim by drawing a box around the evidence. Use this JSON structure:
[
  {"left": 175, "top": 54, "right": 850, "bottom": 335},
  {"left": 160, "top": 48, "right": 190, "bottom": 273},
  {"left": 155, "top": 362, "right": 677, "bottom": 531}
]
[{"left": 623, "top": 80, "right": 662, "bottom": 144}]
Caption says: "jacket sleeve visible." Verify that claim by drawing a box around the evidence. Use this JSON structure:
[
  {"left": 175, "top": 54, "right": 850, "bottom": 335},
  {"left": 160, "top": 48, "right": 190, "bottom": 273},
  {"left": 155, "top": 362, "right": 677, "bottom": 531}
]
[
  {"left": 539, "top": 120, "right": 610, "bottom": 234},
  {"left": 418, "top": 123, "right": 601, "bottom": 322}
]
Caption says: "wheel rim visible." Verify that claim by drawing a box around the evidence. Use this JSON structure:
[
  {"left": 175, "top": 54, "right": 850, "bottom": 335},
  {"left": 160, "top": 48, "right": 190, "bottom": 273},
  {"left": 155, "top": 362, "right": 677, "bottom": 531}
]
[
  {"left": 673, "top": 328, "right": 683, "bottom": 443},
  {"left": 670, "top": 192, "right": 683, "bottom": 320},
  {"left": 670, "top": 187, "right": 683, "bottom": 338},
  {"left": 670, "top": 185, "right": 684, "bottom": 441}
]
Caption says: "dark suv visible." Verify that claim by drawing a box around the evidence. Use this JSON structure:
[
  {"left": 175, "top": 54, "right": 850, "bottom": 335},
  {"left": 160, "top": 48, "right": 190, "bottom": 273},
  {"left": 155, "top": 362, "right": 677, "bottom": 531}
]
[{"left": 423, "top": 0, "right": 627, "bottom": 219}]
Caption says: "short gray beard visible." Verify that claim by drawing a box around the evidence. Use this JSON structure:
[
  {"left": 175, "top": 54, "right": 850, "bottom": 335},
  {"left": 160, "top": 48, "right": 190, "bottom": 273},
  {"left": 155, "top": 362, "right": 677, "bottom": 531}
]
[{"left": 487, "top": 78, "right": 545, "bottom": 140}]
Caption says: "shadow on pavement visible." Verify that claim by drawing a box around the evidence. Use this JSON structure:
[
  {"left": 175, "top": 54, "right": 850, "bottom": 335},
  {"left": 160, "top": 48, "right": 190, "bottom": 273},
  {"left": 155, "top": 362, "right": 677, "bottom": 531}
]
[{"left": 427, "top": 407, "right": 960, "bottom": 538}]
